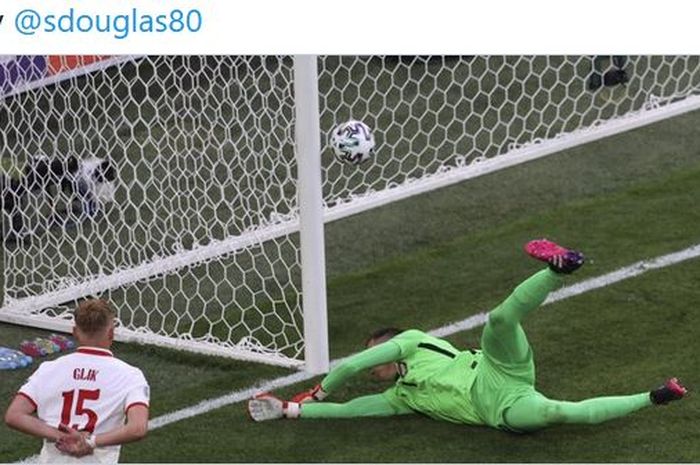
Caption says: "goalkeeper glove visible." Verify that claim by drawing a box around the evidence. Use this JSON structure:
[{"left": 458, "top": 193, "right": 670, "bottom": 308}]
[
  {"left": 291, "top": 384, "right": 328, "bottom": 404},
  {"left": 247, "top": 393, "right": 300, "bottom": 422}
]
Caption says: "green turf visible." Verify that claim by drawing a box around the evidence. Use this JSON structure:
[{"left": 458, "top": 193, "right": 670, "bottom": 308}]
[{"left": 2, "top": 105, "right": 700, "bottom": 461}]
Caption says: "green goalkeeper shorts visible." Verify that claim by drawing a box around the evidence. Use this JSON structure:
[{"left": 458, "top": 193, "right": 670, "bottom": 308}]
[{"left": 470, "top": 346, "right": 537, "bottom": 431}]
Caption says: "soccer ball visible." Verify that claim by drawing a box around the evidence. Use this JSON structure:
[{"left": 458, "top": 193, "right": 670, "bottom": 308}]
[{"left": 329, "top": 120, "right": 376, "bottom": 165}]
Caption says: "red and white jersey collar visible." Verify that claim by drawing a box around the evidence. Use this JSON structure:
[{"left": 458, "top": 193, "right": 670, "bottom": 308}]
[{"left": 76, "top": 346, "right": 114, "bottom": 357}]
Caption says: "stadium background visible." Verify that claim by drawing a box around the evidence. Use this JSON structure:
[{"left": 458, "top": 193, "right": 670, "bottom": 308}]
[{"left": 0, "top": 55, "right": 698, "bottom": 462}]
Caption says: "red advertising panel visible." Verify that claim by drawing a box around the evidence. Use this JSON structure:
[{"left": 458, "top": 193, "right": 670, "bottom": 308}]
[{"left": 47, "top": 55, "right": 112, "bottom": 76}]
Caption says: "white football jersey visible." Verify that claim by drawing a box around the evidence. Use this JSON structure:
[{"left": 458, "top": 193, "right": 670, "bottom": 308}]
[{"left": 18, "top": 346, "right": 149, "bottom": 464}]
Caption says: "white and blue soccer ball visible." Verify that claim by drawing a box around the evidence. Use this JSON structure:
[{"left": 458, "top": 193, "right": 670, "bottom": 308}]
[{"left": 330, "top": 120, "right": 376, "bottom": 165}]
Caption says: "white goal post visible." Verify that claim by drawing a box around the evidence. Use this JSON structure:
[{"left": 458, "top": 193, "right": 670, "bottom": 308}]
[{"left": 1, "top": 55, "right": 699, "bottom": 371}]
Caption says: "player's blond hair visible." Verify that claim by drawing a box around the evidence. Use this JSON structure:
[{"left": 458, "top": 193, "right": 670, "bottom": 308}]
[{"left": 74, "top": 298, "right": 116, "bottom": 336}]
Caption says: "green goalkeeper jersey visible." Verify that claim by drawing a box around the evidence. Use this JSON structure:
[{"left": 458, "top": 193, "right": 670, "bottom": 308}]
[{"left": 382, "top": 330, "right": 484, "bottom": 425}]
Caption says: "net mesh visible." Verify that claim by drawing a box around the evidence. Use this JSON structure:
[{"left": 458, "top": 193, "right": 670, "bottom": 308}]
[{"left": 2, "top": 55, "right": 699, "bottom": 365}]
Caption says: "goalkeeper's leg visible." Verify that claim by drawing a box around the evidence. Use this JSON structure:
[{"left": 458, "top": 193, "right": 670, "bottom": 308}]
[
  {"left": 481, "top": 268, "right": 562, "bottom": 366},
  {"left": 481, "top": 239, "right": 583, "bottom": 366},
  {"left": 505, "top": 378, "right": 687, "bottom": 431},
  {"left": 301, "top": 393, "right": 414, "bottom": 419},
  {"left": 504, "top": 392, "right": 637, "bottom": 431}
]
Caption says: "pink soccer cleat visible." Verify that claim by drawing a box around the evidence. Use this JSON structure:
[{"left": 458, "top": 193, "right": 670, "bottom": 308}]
[
  {"left": 525, "top": 239, "right": 585, "bottom": 274},
  {"left": 650, "top": 377, "right": 687, "bottom": 405}
]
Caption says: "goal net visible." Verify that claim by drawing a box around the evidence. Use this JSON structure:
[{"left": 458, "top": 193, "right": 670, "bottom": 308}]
[{"left": 1, "top": 55, "right": 699, "bottom": 369}]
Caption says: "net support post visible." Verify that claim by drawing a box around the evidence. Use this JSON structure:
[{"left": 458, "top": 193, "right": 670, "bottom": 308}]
[{"left": 293, "top": 55, "right": 329, "bottom": 374}]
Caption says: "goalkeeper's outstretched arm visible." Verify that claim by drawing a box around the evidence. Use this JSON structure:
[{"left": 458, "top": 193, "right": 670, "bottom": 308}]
[
  {"left": 301, "top": 392, "right": 413, "bottom": 419},
  {"left": 248, "top": 391, "right": 413, "bottom": 421},
  {"left": 248, "top": 331, "right": 409, "bottom": 422},
  {"left": 296, "top": 339, "right": 404, "bottom": 402}
]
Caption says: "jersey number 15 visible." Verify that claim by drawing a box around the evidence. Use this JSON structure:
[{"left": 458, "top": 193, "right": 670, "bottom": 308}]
[{"left": 61, "top": 389, "right": 101, "bottom": 432}]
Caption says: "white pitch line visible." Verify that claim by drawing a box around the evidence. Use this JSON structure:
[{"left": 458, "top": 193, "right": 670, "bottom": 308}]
[
  {"left": 545, "top": 243, "right": 700, "bottom": 303},
  {"left": 16, "top": 243, "right": 700, "bottom": 462}
]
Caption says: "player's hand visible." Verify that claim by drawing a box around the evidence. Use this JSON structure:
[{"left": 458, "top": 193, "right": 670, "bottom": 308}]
[
  {"left": 55, "top": 424, "right": 94, "bottom": 458},
  {"left": 247, "top": 392, "right": 300, "bottom": 421},
  {"left": 247, "top": 393, "right": 285, "bottom": 421},
  {"left": 291, "top": 384, "right": 327, "bottom": 404}
]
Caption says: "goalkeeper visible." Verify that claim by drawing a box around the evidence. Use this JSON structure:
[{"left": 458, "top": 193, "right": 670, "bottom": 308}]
[{"left": 248, "top": 239, "right": 687, "bottom": 432}]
